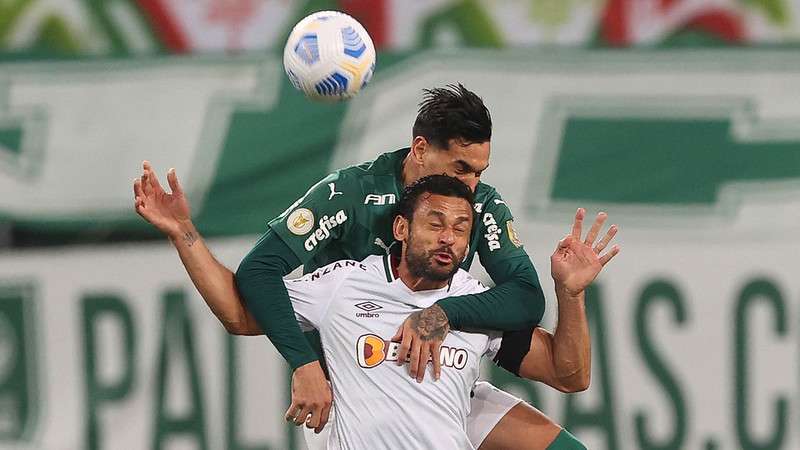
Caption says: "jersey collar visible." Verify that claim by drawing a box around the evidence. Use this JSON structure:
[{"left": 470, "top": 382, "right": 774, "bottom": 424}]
[{"left": 382, "top": 253, "right": 455, "bottom": 293}]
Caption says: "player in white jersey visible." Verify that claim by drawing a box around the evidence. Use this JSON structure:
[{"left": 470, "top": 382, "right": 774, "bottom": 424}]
[{"left": 274, "top": 175, "right": 619, "bottom": 449}]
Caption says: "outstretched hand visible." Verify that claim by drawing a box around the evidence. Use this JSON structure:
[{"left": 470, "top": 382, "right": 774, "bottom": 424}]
[
  {"left": 551, "top": 208, "right": 620, "bottom": 296},
  {"left": 133, "top": 161, "right": 192, "bottom": 239}
]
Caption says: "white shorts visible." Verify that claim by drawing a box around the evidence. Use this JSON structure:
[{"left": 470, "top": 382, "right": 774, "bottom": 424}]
[
  {"left": 302, "top": 381, "right": 523, "bottom": 449},
  {"left": 466, "top": 381, "right": 524, "bottom": 447}
]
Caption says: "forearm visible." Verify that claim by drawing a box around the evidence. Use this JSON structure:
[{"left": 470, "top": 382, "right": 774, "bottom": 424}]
[
  {"left": 235, "top": 230, "right": 319, "bottom": 370},
  {"left": 550, "top": 286, "right": 591, "bottom": 390},
  {"left": 437, "top": 259, "right": 544, "bottom": 330},
  {"left": 169, "top": 221, "right": 261, "bottom": 335}
]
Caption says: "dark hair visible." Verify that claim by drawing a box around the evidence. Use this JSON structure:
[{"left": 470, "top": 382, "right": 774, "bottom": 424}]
[
  {"left": 412, "top": 83, "right": 492, "bottom": 149},
  {"left": 397, "top": 175, "right": 475, "bottom": 223}
]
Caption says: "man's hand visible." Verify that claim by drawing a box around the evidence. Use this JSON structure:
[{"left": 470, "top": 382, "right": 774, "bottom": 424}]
[
  {"left": 393, "top": 304, "right": 450, "bottom": 382},
  {"left": 285, "top": 361, "right": 332, "bottom": 434},
  {"left": 133, "top": 161, "right": 194, "bottom": 242},
  {"left": 551, "top": 208, "right": 620, "bottom": 296}
]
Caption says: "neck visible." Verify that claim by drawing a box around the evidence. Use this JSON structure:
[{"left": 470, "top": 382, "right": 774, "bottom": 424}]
[
  {"left": 392, "top": 253, "right": 449, "bottom": 291},
  {"left": 400, "top": 153, "right": 422, "bottom": 188}
]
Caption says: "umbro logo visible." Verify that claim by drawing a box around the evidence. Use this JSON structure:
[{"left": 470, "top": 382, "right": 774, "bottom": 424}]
[{"left": 355, "top": 301, "right": 382, "bottom": 318}]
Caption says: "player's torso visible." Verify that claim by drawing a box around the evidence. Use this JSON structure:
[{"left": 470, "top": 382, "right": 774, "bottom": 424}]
[
  {"left": 305, "top": 148, "right": 495, "bottom": 273},
  {"left": 321, "top": 256, "right": 489, "bottom": 450}
]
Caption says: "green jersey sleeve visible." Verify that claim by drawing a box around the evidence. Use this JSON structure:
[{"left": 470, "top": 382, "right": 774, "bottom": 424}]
[
  {"left": 475, "top": 190, "right": 530, "bottom": 278},
  {"left": 436, "top": 189, "right": 546, "bottom": 330},
  {"left": 268, "top": 172, "right": 360, "bottom": 264}
]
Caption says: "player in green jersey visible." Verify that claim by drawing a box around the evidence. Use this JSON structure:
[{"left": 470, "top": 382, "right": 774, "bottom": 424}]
[{"left": 134, "top": 84, "right": 618, "bottom": 449}]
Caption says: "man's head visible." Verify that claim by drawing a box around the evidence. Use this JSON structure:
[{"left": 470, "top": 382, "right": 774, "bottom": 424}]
[
  {"left": 407, "top": 84, "right": 492, "bottom": 192},
  {"left": 393, "top": 175, "right": 475, "bottom": 284}
]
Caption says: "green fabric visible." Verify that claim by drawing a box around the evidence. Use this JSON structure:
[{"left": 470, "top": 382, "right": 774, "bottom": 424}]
[
  {"left": 438, "top": 184, "right": 545, "bottom": 330},
  {"left": 239, "top": 148, "right": 545, "bottom": 371},
  {"left": 235, "top": 229, "right": 316, "bottom": 370},
  {"left": 546, "top": 429, "right": 587, "bottom": 450}
]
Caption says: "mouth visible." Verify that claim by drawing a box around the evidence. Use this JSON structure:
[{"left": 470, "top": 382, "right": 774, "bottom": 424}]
[{"left": 433, "top": 251, "right": 453, "bottom": 265}]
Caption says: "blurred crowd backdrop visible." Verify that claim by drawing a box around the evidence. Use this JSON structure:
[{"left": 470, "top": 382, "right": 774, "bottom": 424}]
[{"left": 0, "top": 1, "right": 799, "bottom": 449}]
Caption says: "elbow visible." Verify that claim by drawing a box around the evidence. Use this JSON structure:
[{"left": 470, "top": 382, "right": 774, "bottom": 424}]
[
  {"left": 222, "top": 319, "right": 262, "bottom": 336},
  {"left": 557, "top": 373, "right": 591, "bottom": 393}
]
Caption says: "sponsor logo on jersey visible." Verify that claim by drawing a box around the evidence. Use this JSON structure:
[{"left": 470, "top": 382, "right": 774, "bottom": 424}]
[
  {"left": 473, "top": 203, "right": 483, "bottom": 213},
  {"left": 364, "top": 193, "right": 396, "bottom": 205},
  {"left": 328, "top": 182, "right": 343, "bottom": 200},
  {"left": 482, "top": 213, "right": 502, "bottom": 252},
  {"left": 506, "top": 220, "right": 522, "bottom": 248},
  {"left": 356, "top": 334, "right": 468, "bottom": 370},
  {"left": 304, "top": 209, "right": 348, "bottom": 251},
  {"left": 294, "top": 260, "right": 367, "bottom": 284},
  {"left": 355, "top": 301, "right": 382, "bottom": 318},
  {"left": 373, "top": 237, "right": 393, "bottom": 254},
  {"left": 287, "top": 208, "right": 314, "bottom": 235}
]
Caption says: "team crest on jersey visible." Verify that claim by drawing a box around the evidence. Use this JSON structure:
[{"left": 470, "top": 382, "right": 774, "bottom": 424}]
[
  {"left": 287, "top": 208, "right": 314, "bottom": 235},
  {"left": 356, "top": 334, "right": 468, "bottom": 370},
  {"left": 506, "top": 220, "right": 522, "bottom": 248}
]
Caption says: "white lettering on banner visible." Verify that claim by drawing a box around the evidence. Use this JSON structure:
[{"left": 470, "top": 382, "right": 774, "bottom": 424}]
[
  {"left": 304, "top": 209, "right": 348, "bottom": 251},
  {"left": 0, "top": 57, "right": 281, "bottom": 218}
]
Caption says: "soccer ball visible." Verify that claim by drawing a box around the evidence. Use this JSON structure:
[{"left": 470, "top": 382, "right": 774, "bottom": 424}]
[{"left": 283, "top": 11, "right": 376, "bottom": 102}]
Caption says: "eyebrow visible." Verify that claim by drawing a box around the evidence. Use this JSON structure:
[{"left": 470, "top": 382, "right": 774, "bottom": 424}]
[
  {"left": 456, "top": 159, "right": 490, "bottom": 173},
  {"left": 427, "top": 210, "right": 473, "bottom": 224}
]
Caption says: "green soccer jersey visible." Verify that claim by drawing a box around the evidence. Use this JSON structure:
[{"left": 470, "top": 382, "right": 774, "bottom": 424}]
[
  {"left": 240, "top": 147, "right": 545, "bottom": 370},
  {"left": 269, "top": 148, "right": 530, "bottom": 277}
]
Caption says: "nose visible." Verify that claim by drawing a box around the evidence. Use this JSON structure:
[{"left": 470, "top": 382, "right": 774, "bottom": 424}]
[{"left": 439, "top": 228, "right": 456, "bottom": 245}]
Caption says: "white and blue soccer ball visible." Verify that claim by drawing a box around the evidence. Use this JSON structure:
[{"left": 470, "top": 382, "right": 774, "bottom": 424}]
[{"left": 283, "top": 11, "right": 376, "bottom": 102}]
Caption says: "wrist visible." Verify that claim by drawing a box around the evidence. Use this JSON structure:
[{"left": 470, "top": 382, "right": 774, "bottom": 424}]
[
  {"left": 555, "top": 284, "right": 584, "bottom": 301},
  {"left": 168, "top": 220, "right": 198, "bottom": 244}
]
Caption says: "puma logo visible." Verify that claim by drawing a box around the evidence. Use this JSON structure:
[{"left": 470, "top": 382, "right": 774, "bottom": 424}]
[
  {"left": 328, "top": 182, "right": 343, "bottom": 200},
  {"left": 374, "top": 237, "right": 393, "bottom": 254}
]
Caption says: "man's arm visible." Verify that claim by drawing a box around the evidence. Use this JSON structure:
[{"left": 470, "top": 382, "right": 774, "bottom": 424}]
[
  {"left": 437, "top": 191, "right": 544, "bottom": 331},
  {"left": 498, "top": 209, "right": 620, "bottom": 392},
  {"left": 393, "top": 191, "right": 544, "bottom": 382},
  {"left": 133, "top": 161, "right": 260, "bottom": 335}
]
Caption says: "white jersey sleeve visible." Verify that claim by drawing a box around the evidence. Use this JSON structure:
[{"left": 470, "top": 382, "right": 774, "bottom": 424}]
[{"left": 284, "top": 260, "right": 361, "bottom": 331}]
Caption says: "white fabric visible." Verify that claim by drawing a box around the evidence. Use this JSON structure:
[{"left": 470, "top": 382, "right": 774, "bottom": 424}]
[
  {"left": 286, "top": 255, "right": 502, "bottom": 450},
  {"left": 466, "top": 381, "right": 524, "bottom": 447}
]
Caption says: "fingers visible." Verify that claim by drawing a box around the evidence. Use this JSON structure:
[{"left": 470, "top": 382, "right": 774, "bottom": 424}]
[
  {"left": 431, "top": 341, "right": 442, "bottom": 381},
  {"left": 570, "top": 208, "right": 585, "bottom": 240},
  {"left": 408, "top": 339, "right": 421, "bottom": 380},
  {"left": 293, "top": 406, "right": 312, "bottom": 426},
  {"left": 594, "top": 224, "right": 618, "bottom": 253},
  {"left": 415, "top": 342, "right": 431, "bottom": 383},
  {"left": 314, "top": 403, "right": 332, "bottom": 434},
  {"left": 305, "top": 404, "right": 322, "bottom": 430},
  {"left": 584, "top": 212, "right": 607, "bottom": 246},
  {"left": 285, "top": 403, "right": 301, "bottom": 423},
  {"left": 391, "top": 325, "right": 403, "bottom": 343},
  {"left": 395, "top": 331, "right": 412, "bottom": 366},
  {"left": 167, "top": 168, "right": 183, "bottom": 196},
  {"left": 142, "top": 160, "right": 166, "bottom": 195},
  {"left": 599, "top": 244, "right": 621, "bottom": 266}
]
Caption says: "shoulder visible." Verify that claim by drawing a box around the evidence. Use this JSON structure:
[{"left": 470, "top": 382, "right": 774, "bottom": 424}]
[
  {"left": 473, "top": 182, "right": 507, "bottom": 213},
  {"left": 449, "top": 269, "right": 490, "bottom": 296}
]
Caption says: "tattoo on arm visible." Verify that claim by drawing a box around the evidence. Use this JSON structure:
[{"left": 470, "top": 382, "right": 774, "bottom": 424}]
[
  {"left": 182, "top": 231, "right": 198, "bottom": 247},
  {"left": 409, "top": 305, "right": 450, "bottom": 341}
]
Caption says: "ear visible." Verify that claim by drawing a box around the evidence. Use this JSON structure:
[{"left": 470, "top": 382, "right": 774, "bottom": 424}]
[
  {"left": 393, "top": 215, "right": 409, "bottom": 242},
  {"left": 410, "top": 136, "right": 428, "bottom": 164}
]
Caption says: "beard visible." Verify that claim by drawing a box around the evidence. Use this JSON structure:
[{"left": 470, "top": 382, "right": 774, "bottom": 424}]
[{"left": 404, "top": 234, "right": 462, "bottom": 282}]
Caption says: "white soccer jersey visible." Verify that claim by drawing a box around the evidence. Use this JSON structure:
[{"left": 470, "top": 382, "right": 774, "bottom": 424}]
[{"left": 285, "top": 254, "right": 502, "bottom": 450}]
